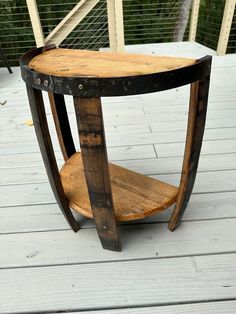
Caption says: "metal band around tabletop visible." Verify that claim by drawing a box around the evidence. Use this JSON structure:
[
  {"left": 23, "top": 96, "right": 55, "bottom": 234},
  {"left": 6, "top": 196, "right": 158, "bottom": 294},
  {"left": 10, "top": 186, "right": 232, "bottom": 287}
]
[{"left": 20, "top": 46, "right": 212, "bottom": 97}]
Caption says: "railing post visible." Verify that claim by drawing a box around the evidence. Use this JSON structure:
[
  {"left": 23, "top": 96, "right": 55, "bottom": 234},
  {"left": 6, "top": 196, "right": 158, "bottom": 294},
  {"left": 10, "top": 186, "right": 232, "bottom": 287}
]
[
  {"left": 26, "top": 0, "right": 45, "bottom": 47},
  {"left": 107, "top": 0, "right": 125, "bottom": 52},
  {"left": 217, "top": 0, "right": 236, "bottom": 56},
  {"left": 189, "top": 0, "right": 200, "bottom": 42}
]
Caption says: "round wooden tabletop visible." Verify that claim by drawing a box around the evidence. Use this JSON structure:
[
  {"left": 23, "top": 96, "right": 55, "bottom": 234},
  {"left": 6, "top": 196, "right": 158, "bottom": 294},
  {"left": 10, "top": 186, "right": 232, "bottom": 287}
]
[{"left": 29, "top": 48, "right": 195, "bottom": 78}]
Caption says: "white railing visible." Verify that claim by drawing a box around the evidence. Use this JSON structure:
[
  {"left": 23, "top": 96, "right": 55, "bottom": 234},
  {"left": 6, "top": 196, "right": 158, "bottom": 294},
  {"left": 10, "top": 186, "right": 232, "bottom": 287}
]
[
  {"left": 189, "top": 0, "right": 200, "bottom": 41},
  {"left": 27, "top": 0, "right": 236, "bottom": 55},
  {"left": 217, "top": 0, "right": 236, "bottom": 55},
  {"left": 27, "top": 0, "right": 124, "bottom": 52},
  {"left": 0, "top": 0, "right": 235, "bottom": 67}
]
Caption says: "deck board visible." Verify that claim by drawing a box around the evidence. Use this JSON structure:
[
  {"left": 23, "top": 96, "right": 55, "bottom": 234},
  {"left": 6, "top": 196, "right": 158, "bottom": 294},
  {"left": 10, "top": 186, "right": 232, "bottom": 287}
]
[
  {"left": 57, "top": 301, "right": 236, "bottom": 314},
  {"left": 1, "top": 218, "right": 236, "bottom": 268},
  {"left": 1, "top": 254, "right": 236, "bottom": 313},
  {"left": 1, "top": 191, "right": 236, "bottom": 234},
  {"left": 0, "top": 152, "right": 236, "bottom": 185},
  {"left": 0, "top": 42, "right": 236, "bottom": 313},
  {"left": 0, "top": 170, "right": 235, "bottom": 208}
]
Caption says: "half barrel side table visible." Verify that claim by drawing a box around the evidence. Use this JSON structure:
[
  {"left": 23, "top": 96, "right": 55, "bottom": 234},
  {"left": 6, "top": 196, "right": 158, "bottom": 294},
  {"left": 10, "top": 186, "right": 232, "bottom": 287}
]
[{"left": 20, "top": 45, "right": 212, "bottom": 251}]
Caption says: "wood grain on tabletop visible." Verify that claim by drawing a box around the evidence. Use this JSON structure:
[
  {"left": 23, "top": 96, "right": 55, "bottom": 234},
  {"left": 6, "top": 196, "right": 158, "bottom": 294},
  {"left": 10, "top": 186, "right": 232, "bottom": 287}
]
[{"left": 29, "top": 48, "right": 195, "bottom": 78}]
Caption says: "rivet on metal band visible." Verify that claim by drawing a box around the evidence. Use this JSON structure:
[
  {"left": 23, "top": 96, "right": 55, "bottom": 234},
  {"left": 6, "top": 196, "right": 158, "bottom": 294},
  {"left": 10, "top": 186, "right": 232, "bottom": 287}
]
[{"left": 44, "top": 80, "right": 49, "bottom": 87}]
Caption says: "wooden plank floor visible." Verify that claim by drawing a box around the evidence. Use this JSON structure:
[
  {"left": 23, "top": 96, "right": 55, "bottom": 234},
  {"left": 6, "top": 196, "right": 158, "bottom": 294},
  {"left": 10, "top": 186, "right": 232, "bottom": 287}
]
[{"left": 0, "top": 42, "right": 236, "bottom": 314}]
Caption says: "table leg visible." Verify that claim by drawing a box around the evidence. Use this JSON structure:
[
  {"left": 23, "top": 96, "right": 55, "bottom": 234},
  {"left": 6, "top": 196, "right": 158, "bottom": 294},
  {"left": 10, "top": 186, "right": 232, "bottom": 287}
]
[
  {"left": 168, "top": 72, "right": 211, "bottom": 231},
  {"left": 74, "top": 97, "right": 121, "bottom": 251},
  {"left": 0, "top": 48, "right": 12, "bottom": 74},
  {"left": 26, "top": 86, "right": 79, "bottom": 232}
]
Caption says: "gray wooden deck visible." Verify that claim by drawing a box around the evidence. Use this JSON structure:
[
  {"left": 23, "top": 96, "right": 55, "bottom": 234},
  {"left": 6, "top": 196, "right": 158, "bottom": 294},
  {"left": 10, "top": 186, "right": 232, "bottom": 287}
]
[{"left": 0, "top": 42, "right": 236, "bottom": 314}]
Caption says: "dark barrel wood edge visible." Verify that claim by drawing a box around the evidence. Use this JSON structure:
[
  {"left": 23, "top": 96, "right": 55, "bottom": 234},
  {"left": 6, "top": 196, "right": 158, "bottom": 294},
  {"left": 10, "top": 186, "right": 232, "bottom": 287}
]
[{"left": 168, "top": 55, "right": 212, "bottom": 231}]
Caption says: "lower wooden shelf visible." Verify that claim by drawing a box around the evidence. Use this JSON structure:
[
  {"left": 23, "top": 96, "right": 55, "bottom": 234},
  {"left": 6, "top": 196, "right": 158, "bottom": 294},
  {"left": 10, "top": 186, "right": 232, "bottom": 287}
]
[{"left": 60, "top": 152, "right": 178, "bottom": 221}]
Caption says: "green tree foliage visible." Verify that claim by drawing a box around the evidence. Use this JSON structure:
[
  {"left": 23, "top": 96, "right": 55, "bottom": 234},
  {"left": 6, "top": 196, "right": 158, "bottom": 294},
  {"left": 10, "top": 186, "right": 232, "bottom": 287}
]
[
  {"left": 197, "top": 0, "right": 225, "bottom": 50},
  {"left": 0, "top": 0, "right": 35, "bottom": 66},
  {"left": 0, "top": 0, "right": 77, "bottom": 66},
  {"left": 228, "top": 12, "right": 236, "bottom": 53},
  {"left": 123, "top": 0, "right": 182, "bottom": 45}
]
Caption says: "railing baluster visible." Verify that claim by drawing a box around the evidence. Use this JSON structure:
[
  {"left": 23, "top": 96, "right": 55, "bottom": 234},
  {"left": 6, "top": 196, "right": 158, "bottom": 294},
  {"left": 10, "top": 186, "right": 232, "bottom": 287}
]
[
  {"left": 217, "top": 0, "right": 236, "bottom": 56},
  {"left": 189, "top": 0, "right": 201, "bottom": 42}
]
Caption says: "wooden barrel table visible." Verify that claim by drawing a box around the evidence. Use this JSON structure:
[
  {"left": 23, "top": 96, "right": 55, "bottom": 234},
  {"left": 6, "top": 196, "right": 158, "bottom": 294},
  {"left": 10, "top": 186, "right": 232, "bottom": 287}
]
[{"left": 20, "top": 45, "right": 212, "bottom": 251}]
